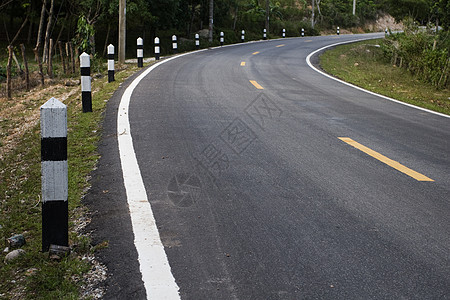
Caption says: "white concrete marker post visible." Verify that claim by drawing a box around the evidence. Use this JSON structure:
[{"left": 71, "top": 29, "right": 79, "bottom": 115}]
[
  {"left": 263, "top": 28, "right": 267, "bottom": 40},
  {"left": 155, "top": 37, "right": 160, "bottom": 60},
  {"left": 337, "top": 26, "right": 340, "bottom": 35},
  {"left": 41, "top": 97, "right": 68, "bottom": 252},
  {"left": 220, "top": 32, "right": 224, "bottom": 46},
  {"left": 137, "top": 37, "right": 144, "bottom": 67},
  {"left": 107, "top": 44, "right": 115, "bottom": 83},
  {"left": 80, "top": 52, "right": 92, "bottom": 113},
  {"left": 172, "top": 35, "right": 177, "bottom": 54},
  {"left": 302, "top": 28, "right": 305, "bottom": 37},
  {"left": 282, "top": 29, "right": 286, "bottom": 38},
  {"left": 241, "top": 30, "right": 245, "bottom": 43},
  {"left": 195, "top": 34, "right": 200, "bottom": 49}
]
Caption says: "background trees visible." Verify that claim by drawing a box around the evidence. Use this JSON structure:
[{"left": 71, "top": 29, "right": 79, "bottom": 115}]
[{"left": 0, "top": 0, "right": 448, "bottom": 61}]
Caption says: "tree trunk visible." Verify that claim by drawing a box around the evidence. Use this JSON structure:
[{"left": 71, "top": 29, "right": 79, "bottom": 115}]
[
  {"left": 119, "top": 0, "right": 126, "bottom": 64},
  {"left": 33, "top": 47, "right": 45, "bottom": 86},
  {"left": 265, "top": 0, "right": 269, "bottom": 32},
  {"left": 20, "top": 44, "right": 30, "bottom": 91},
  {"left": 58, "top": 41, "right": 66, "bottom": 74},
  {"left": 233, "top": 4, "right": 238, "bottom": 30},
  {"left": 12, "top": 51, "right": 22, "bottom": 75},
  {"left": 69, "top": 42, "right": 76, "bottom": 73},
  {"left": 7, "top": 45, "right": 13, "bottom": 99},
  {"left": 35, "top": 0, "right": 48, "bottom": 52},
  {"left": 48, "top": 38, "right": 53, "bottom": 78},
  {"left": 103, "top": 23, "right": 111, "bottom": 56},
  {"left": 42, "top": 0, "right": 54, "bottom": 64},
  {"left": 208, "top": 0, "right": 213, "bottom": 42}
]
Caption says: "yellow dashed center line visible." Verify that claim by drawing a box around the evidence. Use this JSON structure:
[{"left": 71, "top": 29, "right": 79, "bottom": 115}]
[
  {"left": 339, "top": 137, "right": 434, "bottom": 182},
  {"left": 241, "top": 61, "right": 246, "bottom": 66},
  {"left": 252, "top": 51, "right": 260, "bottom": 55},
  {"left": 249, "top": 80, "right": 264, "bottom": 90},
  {"left": 276, "top": 44, "right": 285, "bottom": 48}
]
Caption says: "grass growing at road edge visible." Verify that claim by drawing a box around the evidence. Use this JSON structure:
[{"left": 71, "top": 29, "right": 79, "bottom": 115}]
[
  {"left": 0, "top": 62, "right": 144, "bottom": 299},
  {"left": 319, "top": 39, "right": 450, "bottom": 115}
]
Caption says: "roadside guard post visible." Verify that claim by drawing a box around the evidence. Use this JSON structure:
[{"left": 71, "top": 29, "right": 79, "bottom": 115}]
[
  {"left": 155, "top": 37, "right": 160, "bottom": 60},
  {"left": 241, "top": 30, "right": 245, "bottom": 43},
  {"left": 107, "top": 44, "right": 115, "bottom": 83},
  {"left": 337, "top": 27, "right": 340, "bottom": 35},
  {"left": 41, "top": 97, "right": 68, "bottom": 252},
  {"left": 263, "top": 28, "right": 267, "bottom": 40},
  {"left": 282, "top": 29, "right": 286, "bottom": 38},
  {"left": 195, "top": 34, "right": 200, "bottom": 49},
  {"left": 302, "top": 28, "right": 305, "bottom": 37},
  {"left": 80, "top": 52, "right": 92, "bottom": 112},
  {"left": 172, "top": 35, "right": 177, "bottom": 54},
  {"left": 137, "top": 37, "right": 144, "bottom": 67},
  {"left": 220, "top": 32, "right": 224, "bottom": 46}
]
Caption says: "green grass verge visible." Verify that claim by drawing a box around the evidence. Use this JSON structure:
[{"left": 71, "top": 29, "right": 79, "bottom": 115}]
[
  {"left": 0, "top": 62, "right": 143, "bottom": 299},
  {"left": 319, "top": 39, "right": 450, "bottom": 115}
]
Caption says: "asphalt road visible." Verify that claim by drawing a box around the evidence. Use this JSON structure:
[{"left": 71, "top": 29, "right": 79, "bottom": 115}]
[{"left": 85, "top": 33, "right": 450, "bottom": 299}]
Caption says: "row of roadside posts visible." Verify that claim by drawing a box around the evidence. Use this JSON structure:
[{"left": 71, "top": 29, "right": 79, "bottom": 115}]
[
  {"left": 134, "top": 27, "right": 322, "bottom": 65},
  {"left": 40, "top": 23, "right": 347, "bottom": 251}
]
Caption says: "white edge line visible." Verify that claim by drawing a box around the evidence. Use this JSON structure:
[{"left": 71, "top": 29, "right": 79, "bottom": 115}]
[
  {"left": 306, "top": 38, "right": 450, "bottom": 119},
  {"left": 118, "top": 53, "right": 197, "bottom": 300},
  {"left": 117, "top": 39, "right": 275, "bottom": 299}
]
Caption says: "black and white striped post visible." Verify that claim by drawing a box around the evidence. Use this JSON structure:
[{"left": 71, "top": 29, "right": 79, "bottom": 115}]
[
  {"left": 282, "top": 29, "right": 286, "bottom": 38},
  {"left": 241, "top": 30, "right": 245, "bottom": 43},
  {"left": 385, "top": 28, "right": 388, "bottom": 35},
  {"left": 220, "top": 32, "right": 224, "bottom": 46},
  {"left": 301, "top": 28, "right": 305, "bottom": 37},
  {"left": 337, "top": 26, "right": 340, "bottom": 35},
  {"left": 263, "top": 28, "right": 267, "bottom": 40},
  {"left": 155, "top": 37, "right": 160, "bottom": 60},
  {"left": 137, "top": 37, "right": 144, "bottom": 67},
  {"left": 107, "top": 44, "right": 115, "bottom": 83},
  {"left": 195, "top": 34, "right": 200, "bottom": 49},
  {"left": 80, "top": 52, "right": 92, "bottom": 113},
  {"left": 172, "top": 35, "right": 177, "bottom": 54},
  {"left": 40, "top": 97, "right": 68, "bottom": 252}
]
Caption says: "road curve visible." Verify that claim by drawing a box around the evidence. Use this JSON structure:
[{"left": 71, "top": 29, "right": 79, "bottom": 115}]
[{"left": 86, "top": 33, "right": 450, "bottom": 299}]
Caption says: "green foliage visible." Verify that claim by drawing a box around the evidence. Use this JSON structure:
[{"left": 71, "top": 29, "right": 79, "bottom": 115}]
[
  {"left": 318, "top": 0, "right": 384, "bottom": 28},
  {"left": 74, "top": 16, "right": 95, "bottom": 54},
  {"left": 381, "top": 22, "right": 450, "bottom": 89},
  {"left": 386, "top": 0, "right": 449, "bottom": 29}
]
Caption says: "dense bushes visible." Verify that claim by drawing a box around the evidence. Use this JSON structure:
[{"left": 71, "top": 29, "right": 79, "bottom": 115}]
[{"left": 381, "top": 22, "right": 449, "bottom": 89}]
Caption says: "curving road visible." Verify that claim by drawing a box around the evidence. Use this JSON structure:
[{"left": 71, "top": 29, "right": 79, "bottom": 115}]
[{"left": 86, "top": 33, "right": 450, "bottom": 299}]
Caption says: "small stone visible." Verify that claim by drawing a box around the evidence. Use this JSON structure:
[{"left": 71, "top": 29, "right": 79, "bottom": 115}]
[
  {"left": 3, "top": 247, "right": 9, "bottom": 253},
  {"left": 65, "top": 79, "right": 80, "bottom": 86},
  {"left": 25, "top": 268, "right": 38, "bottom": 276},
  {"left": 7, "top": 234, "right": 26, "bottom": 248},
  {"left": 49, "top": 244, "right": 70, "bottom": 257},
  {"left": 4, "top": 249, "right": 26, "bottom": 263},
  {"left": 50, "top": 254, "right": 61, "bottom": 261}
]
